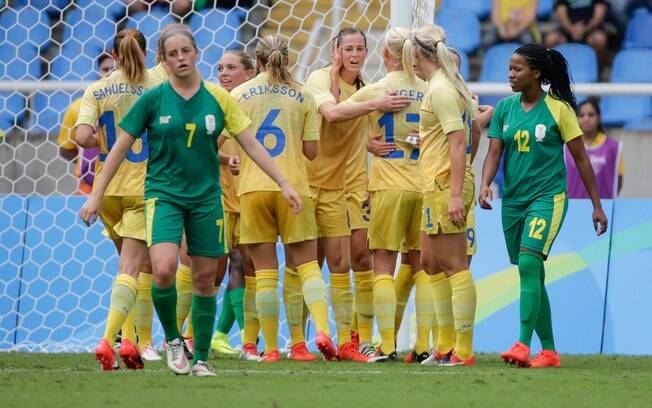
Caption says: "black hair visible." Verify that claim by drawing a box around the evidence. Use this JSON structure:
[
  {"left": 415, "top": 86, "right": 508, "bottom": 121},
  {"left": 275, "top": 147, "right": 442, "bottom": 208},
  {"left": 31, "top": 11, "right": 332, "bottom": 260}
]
[
  {"left": 578, "top": 97, "right": 605, "bottom": 133},
  {"left": 515, "top": 43, "right": 577, "bottom": 111}
]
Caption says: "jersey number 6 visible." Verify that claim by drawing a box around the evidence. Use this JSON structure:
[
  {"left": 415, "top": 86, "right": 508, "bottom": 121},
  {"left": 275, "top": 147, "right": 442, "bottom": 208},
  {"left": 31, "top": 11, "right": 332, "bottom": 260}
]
[{"left": 256, "top": 109, "right": 285, "bottom": 157}]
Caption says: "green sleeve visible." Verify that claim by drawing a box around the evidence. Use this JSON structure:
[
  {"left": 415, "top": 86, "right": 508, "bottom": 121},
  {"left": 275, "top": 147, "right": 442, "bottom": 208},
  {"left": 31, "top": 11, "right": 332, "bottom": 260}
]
[
  {"left": 119, "top": 89, "right": 153, "bottom": 138},
  {"left": 487, "top": 98, "right": 505, "bottom": 140}
]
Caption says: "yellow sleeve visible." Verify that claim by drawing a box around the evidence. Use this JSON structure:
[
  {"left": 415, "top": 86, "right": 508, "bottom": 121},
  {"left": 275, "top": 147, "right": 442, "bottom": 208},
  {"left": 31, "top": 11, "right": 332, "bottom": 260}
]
[
  {"left": 431, "top": 85, "right": 464, "bottom": 135},
  {"left": 76, "top": 83, "right": 100, "bottom": 127},
  {"left": 618, "top": 151, "right": 624, "bottom": 176},
  {"left": 57, "top": 98, "right": 82, "bottom": 150},
  {"left": 207, "top": 82, "right": 252, "bottom": 137},
  {"left": 558, "top": 102, "right": 583, "bottom": 143},
  {"left": 305, "top": 69, "right": 336, "bottom": 109},
  {"left": 303, "top": 91, "right": 320, "bottom": 141},
  {"left": 346, "top": 83, "right": 377, "bottom": 104}
]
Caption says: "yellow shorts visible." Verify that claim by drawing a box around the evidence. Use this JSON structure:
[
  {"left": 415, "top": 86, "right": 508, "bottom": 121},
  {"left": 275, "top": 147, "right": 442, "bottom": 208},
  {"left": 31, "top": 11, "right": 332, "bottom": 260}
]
[
  {"left": 346, "top": 190, "right": 370, "bottom": 230},
  {"left": 239, "top": 191, "right": 318, "bottom": 244},
  {"left": 311, "top": 187, "right": 350, "bottom": 238},
  {"left": 466, "top": 204, "right": 477, "bottom": 256},
  {"left": 225, "top": 210, "right": 240, "bottom": 250},
  {"left": 100, "top": 195, "right": 146, "bottom": 242},
  {"left": 369, "top": 190, "right": 422, "bottom": 252},
  {"left": 421, "top": 181, "right": 475, "bottom": 235}
]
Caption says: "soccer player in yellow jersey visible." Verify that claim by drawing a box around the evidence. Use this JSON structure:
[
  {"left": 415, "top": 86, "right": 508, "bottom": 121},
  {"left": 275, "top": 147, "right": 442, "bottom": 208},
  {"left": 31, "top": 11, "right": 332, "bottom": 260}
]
[
  {"left": 75, "top": 29, "right": 155, "bottom": 371},
  {"left": 231, "top": 35, "right": 337, "bottom": 362},
  {"left": 305, "top": 28, "right": 410, "bottom": 361},
  {"left": 412, "top": 24, "right": 479, "bottom": 367}
]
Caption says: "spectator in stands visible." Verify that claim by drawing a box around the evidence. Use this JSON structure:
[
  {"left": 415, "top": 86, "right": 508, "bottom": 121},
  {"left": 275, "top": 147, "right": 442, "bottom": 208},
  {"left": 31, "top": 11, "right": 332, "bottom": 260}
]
[
  {"left": 57, "top": 52, "right": 114, "bottom": 195},
  {"left": 543, "top": 1, "right": 609, "bottom": 65},
  {"left": 489, "top": 0, "right": 542, "bottom": 44},
  {"left": 565, "top": 98, "right": 624, "bottom": 198}
]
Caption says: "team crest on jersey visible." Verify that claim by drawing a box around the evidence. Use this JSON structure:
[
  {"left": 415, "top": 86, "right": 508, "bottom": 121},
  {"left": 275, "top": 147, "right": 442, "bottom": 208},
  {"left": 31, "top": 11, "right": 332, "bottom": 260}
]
[
  {"left": 503, "top": 124, "right": 509, "bottom": 132},
  {"left": 159, "top": 115, "right": 171, "bottom": 124},
  {"left": 535, "top": 124, "right": 546, "bottom": 142},
  {"left": 205, "top": 114, "right": 216, "bottom": 134}
]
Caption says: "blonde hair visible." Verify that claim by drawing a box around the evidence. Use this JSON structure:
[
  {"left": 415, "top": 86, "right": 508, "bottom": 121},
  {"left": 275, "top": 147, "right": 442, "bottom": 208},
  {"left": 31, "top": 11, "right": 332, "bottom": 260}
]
[
  {"left": 255, "top": 35, "right": 294, "bottom": 85},
  {"left": 413, "top": 24, "right": 473, "bottom": 115},
  {"left": 158, "top": 24, "right": 197, "bottom": 61},
  {"left": 114, "top": 28, "right": 146, "bottom": 85},
  {"left": 156, "top": 24, "right": 184, "bottom": 64},
  {"left": 384, "top": 27, "right": 415, "bottom": 79}
]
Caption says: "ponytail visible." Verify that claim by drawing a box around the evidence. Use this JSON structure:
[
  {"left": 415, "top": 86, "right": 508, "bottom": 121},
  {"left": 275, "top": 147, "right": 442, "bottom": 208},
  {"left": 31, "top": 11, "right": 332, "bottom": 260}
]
[
  {"left": 255, "top": 35, "right": 294, "bottom": 85},
  {"left": 385, "top": 27, "right": 416, "bottom": 80},
  {"left": 114, "top": 28, "right": 146, "bottom": 85}
]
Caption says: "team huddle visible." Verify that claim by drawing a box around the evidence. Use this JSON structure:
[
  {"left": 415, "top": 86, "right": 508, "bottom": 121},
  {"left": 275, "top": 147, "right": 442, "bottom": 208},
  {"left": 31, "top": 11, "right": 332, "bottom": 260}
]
[{"left": 76, "top": 21, "right": 608, "bottom": 377}]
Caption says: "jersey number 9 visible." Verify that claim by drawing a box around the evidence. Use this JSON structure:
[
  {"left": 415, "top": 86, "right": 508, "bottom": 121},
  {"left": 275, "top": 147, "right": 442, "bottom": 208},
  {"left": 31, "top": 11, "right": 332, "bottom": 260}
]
[{"left": 256, "top": 109, "right": 285, "bottom": 157}]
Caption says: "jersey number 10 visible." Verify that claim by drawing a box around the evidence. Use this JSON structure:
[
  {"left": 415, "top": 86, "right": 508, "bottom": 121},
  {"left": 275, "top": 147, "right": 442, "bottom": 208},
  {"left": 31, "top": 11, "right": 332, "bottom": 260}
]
[{"left": 98, "top": 111, "right": 148, "bottom": 163}]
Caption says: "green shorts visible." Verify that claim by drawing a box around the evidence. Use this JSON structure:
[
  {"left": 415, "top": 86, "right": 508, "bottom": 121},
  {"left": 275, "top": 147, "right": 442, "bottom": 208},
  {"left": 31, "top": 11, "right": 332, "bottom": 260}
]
[
  {"left": 501, "top": 192, "right": 568, "bottom": 265},
  {"left": 145, "top": 196, "right": 227, "bottom": 258}
]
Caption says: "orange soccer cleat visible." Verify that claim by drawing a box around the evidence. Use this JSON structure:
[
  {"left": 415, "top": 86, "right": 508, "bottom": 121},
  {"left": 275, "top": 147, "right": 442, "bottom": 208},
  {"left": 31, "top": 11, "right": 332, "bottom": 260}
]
[
  {"left": 119, "top": 338, "right": 144, "bottom": 369},
  {"left": 442, "top": 352, "right": 476, "bottom": 367},
  {"left": 501, "top": 342, "right": 531, "bottom": 367},
  {"left": 95, "top": 339, "right": 118, "bottom": 371},
  {"left": 259, "top": 350, "right": 281, "bottom": 362},
  {"left": 338, "top": 342, "right": 369, "bottom": 363},
  {"left": 316, "top": 331, "right": 337, "bottom": 361},
  {"left": 530, "top": 350, "right": 562, "bottom": 368},
  {"left": 288, "top": 342, "right": 316, "bottom": 362}
]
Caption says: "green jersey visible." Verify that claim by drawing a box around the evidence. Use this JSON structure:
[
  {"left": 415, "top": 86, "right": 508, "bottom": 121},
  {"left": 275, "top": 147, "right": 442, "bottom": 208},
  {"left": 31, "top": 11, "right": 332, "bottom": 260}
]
[
  {"left": 120, "top": 80, "right": 251, "bottom": 203},
  {"left": 488, "top": 93, "right": 582, "bottom": 203}
]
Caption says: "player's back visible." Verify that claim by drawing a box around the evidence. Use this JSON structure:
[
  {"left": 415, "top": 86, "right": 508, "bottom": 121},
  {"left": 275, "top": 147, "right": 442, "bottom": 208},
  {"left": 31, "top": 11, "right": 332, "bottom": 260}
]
[{"left": 231, "top": 73, "right": 319, "bottom": 197}]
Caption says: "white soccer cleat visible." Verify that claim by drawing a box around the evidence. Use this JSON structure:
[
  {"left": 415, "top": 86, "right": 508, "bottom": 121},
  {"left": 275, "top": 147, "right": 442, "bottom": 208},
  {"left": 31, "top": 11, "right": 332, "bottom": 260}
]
[
  {"left": 190, "top": 360, "right": 216, "bottom": 377},
  {"left": 141, "top": 344, "right": 162, "bottom": 361},
  {"left": 165, "top": 338, "right": 190, "bottom": 375}
]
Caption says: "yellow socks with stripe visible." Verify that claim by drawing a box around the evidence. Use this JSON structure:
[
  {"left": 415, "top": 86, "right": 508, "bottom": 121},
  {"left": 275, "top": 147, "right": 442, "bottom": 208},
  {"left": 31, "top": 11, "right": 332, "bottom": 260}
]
[
  {"left": 413, "top": 271, "right": 434, "bottom": 354},
  {"left": 373, "top": 274, "right": 396, "bottom": 354},
  {"left": 431, "top": 272, "right": 455, "bottom": 353},
  {"left": 353, "top": 270, "right": 374, "bottom": 344},
  {"left": 297, "top": 261, "right": 330, "bottom": 335},
  {"left": 135, "top": 272, "right": 154, "bottom": 346},
  {"left": 394, "top": 263, "right": 414, "bottom": 334},
  {"left": 243, "top": 276, "right": 259, "bottom": 345},
  {"left": 175, "top": 263, "right": 193, "bottom": 332},
  {"left": 255, "top": 270, "right": 279, "bottom": 353},
  {"left": 450, "top": 270, "right": 476, "bottom": 360},
  {"left": 283, "top": 267, "right": 305, "bottom": 346},
  {"left": 329, "top": 272, "right": 352, "bottom": 344},
  {"left": 103, "top": 274, "right": 138, "bottom": 342}
]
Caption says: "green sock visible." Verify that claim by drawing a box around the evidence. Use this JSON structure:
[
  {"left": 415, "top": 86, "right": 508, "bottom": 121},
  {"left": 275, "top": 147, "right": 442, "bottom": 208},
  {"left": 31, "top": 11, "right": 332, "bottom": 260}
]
[
  {"left": 191, "top": 294, "right": 217, "bottom": 364},
  {"left": 518, "top": 252, "right": 543, "bottom": 347},
  {"left": 229, "top": 287, "right": 245, "bottom": 331},
  {"left": 535, "top": 264, "right": 556, "bottom": 351},
  {"left": 215, "top": 290, "right": 235, "bottom": 334},
  {"left": 151, "top": 283, "right": 181, "bottom": 342}
]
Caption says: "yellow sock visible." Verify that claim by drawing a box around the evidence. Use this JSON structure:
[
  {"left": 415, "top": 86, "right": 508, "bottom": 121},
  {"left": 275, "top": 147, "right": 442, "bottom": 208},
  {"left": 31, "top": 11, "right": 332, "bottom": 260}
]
[
  {"left": 256, "top": 269, "right": 279, "bottom": 353},
  {"left": 450, "top": 270, "right": 476, "bottom": 360},
  {"left": 394, "top": 263, "right": 414, "bottom": 334},
  {"left": 413, "top": 271, "right": 434, "bottom": 354},
  {"left": 135, "top": 272, "right": 154, "bottom": 346},
  {"left": 373, "top": 274, "right": 396, "bottom": 354},
  {"left": 175, "top": 263, "right": 193, "bottom": 332},
  {"left": 121, "top": 306, "right": 137, "bottom": 343},
  {"left": 183, "top": 315, "right": 194, "bottom": 338},
  {"left": 103, "top": 274, "right": 138, "bottom": 342},
  {"left": 297, "top": 260, "right": 330, "bottom": 336},
  {"left": 283, "top": 267, "right": 305, "bottom": 346},
  {"left": 431, "top": 311, "right": 438, "bottom": 350},
  {"left": 351, "top": 303, "right": 358, "bottom": 334},
  {"left": 431, "top": 272, "right": 455, "bottom": 353},
  {"left": 329, "top": 272, "right": 352, "bottom": 344},
  {"left": 353, "top": 270, "right": 374, "bottom": 344},
  {"left": 243, "top": 276, "right": 259, "bottom": 345}
]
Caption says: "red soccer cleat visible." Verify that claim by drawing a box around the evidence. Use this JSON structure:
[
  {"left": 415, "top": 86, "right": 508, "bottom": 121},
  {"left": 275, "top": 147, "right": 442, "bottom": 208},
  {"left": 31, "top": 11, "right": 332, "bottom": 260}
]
[
  {"left": 530, "top": 350, "right": 562, "bottom": 368},
  {"left": 442, "top": 352, "right": 476, "bottom": 366},
  {"left": 288, "top": 342, "right": 316, "bottom": 362},
  {"left": 501, "top": 342, "right": 531, "bottom": 367},
  {"left": 338, "top": 342, "right": 369, "bottom": 363},
  {"left": 316, "top": 331, "right": 337, "bottom": 361},
  {"left": 240, "top": 343, "right": 260, "bottom": 361},
  {"left": 95, "top": 339, "right": 118, "bottom": 371},
  {"left": 119, "top": 338, "right": 144, "bottom": 369},
  {"left": 259, "top": 350, "right": 281, "bottom": 362}
]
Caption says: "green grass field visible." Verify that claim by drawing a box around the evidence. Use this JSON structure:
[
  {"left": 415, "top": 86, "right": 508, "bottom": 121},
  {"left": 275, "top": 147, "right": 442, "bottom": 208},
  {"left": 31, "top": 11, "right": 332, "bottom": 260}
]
[{"left": 1, "top": 353, "right": 651, "bottom": 408}]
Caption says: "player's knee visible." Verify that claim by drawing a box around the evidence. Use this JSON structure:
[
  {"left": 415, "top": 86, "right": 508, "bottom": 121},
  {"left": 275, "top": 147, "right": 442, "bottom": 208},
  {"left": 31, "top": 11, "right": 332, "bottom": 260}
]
[
  {"left": 351, "top": 249, "right": 371, "bottom": 271},
  {"left": 152, "top": 259, "right": 177, "bottom": 288}
]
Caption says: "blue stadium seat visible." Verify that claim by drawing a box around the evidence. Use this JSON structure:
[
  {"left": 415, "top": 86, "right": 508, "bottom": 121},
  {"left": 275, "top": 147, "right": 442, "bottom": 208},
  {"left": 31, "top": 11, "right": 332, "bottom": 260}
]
[
  {"left": 554, "top": 43, "right": 598, "bottom": 83},
  {"left": 435, "top": 8, "right": 481, "bottom": 55},
  {"left": 458, "top": 50, "right": 469, "bottom": 81},
  {"left": 189, "top": 8, "right": 243, "bottom": 80},
  {"left": 0, "top": 92, "right": 28, "bottom": 130},
  {"left": 0, "top": 6, "right": 51, "bottom": 50},
  {"left": 125, "top": 8, "right": 176, "bottom": 68},
  {"left": 61, "top": 7, "right": 117, "bottom": 54},
  {"left": 623, "top": 9, "right": 652, "bottom": 49},
  {"left": 49, "top": 45, "right": 98, "bottom": 80},
  {"left": 479, "top": 42, "right": 520, "bottom": 106},
  {"left": 538, "top": 0, "right": 555, "bottom": 19},
  {"left": 623, "top": 116, "right": 652, "bottom": 131},
  {"left": 31, "top": 90, "right": 82, "bottom": 134},
  {"left": 600, "top": 49, "right": 652, "bottom": 126},
  {"left": 14, "top": 0, "right": 69, "bottom": 16},
  {"left": 439, "top": 0, "right": 491, "bottom": 20}
]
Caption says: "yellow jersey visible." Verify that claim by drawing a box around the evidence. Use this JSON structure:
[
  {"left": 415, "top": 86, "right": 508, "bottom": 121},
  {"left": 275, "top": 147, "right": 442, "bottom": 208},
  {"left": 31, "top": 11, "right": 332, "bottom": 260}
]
[
  {"left": 148, "top": 63, "right": 168, "bottom": 86},
  {"left": 498, "top": 0, "right": 541, "bottom": 43},
  {"left": 220, "top": 135, "right": 241, "bottom": 212},
  {"left": 304, "top": 67, "right": 368, "bottom": 190},
  {"left": 76, "top": 69, "right": 156, "bottom": 196},
  {"left": 231, "top": 72, "right": 319, "bottom": 197},
  {"left": 58, "top": 98, "right": 81, "bottom": 151},
  {"left": 347, "top": 71, "right": 427, "bottom": 193},
  {"left": 419, "top": 70, "right": 475, "bottom": 193}
]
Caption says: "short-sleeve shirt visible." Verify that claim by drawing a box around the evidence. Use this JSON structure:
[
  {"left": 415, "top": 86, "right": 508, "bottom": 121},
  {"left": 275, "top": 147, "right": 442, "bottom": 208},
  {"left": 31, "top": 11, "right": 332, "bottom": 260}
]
[
  {"left": 304, "top": 67, "right": 368, "bottom": 190},
  {"left": 76, "top": 70, "right": 155, "bottom": 196},
  {"left": 148, "top": 63, "right": 169, "bottom": 86},
  {"left": 347, "top": 71, "right": 427, "bottom": 193},
  {"left": 58, "top": 98, "right": 81, "bottom": 151},
  {"left": 220, "top": 136, "right": 242, "bottom": 213},
  {"left": 488, "top": 93, "right": 582, "bottom": 203},
  {"left": 231, "top": 72, "right": 319, "bottom": 197},
  {"left": 120, "top": 80, "right": 251, "bottom": 203},
  {"left": 555, "top": 0, "right": 606, "bottom": 23},
  {"left": 419, "top": 70, "right": 475, "bottom": 193}
]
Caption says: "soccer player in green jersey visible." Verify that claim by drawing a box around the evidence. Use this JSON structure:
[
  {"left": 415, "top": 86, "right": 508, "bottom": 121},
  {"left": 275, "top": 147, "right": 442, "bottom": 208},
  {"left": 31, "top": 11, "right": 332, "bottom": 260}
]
[
  {"left": 479, "top": 43, "right": 608, "bottom": 368},
  {"left": 80, "top": 25, "right": 302, "bottom": 377}
]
